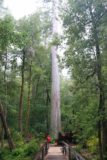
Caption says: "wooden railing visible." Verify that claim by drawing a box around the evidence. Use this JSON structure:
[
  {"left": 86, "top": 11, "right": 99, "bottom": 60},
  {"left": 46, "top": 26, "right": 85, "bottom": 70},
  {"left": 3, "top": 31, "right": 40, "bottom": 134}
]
[
  {"left": 62, "top": 142, "right": 85, "bottom": 160},
  {"left": 35, "top": 141, "right": 48, "bottom": 160}
]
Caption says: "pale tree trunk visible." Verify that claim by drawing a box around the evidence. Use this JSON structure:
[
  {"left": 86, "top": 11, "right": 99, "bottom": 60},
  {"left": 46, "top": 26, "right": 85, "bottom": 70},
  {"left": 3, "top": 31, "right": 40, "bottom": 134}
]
[{"left": 50, "top": 0, "right": 61, "bottom": 139}]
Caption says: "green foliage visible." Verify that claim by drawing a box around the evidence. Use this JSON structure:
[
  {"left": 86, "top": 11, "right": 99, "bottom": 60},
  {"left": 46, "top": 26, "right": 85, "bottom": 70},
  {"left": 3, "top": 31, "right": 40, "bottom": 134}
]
[
  {"left": 12, "top": 131, "right": 24, "bottom": 146},
  {"left": 50, "top": 136, "right": 56, "bottom": 144},
  {"left": 62, "top": 0, "right": 107, "bottom": 158},
  {"left": 0, "top": 138, "right": 40, "bottom": 160},
  {"left": 0, "top": 10, "right": 51, "bottom": 138},
  {"left": 0, "top": 4, "right": 50, "bottom": 160},
  {"left": 86, "top": 136, "right": 98, "bottom": 153},
  {"left": 1, "top": 1, "right": 107, "bottom": 160},
  {"left": 51, "top": 34, "right": 61, "bottom": 46},
  {"left": 24, "top": 139, "right": 39, "bottom": 156},
  {"left": 0, "top": 15, "right": 15, "bottom": 50}
]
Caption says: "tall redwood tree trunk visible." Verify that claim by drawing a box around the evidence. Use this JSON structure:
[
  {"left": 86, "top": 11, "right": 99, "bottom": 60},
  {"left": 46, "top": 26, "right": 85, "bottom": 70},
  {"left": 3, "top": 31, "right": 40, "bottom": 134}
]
[{"left": 50, "top": 0, "right": 61, "bottom": 139}]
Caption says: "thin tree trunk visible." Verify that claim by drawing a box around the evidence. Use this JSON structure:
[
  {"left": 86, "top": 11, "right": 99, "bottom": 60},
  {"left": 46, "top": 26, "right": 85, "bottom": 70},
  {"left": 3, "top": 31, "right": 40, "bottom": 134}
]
[
  {"left": 46, "top": 87, "right": 50, "bottom": 134},
  {"left": 1, "top": 51, "right": 8, "bottom": 148},
  {"left": 0, "top": 103, "right": 15, "bottom": 151},
  {"left": 95, "top": 30, "right": 104, "bottom": 160},
  {"left": 50, "top": 0, "right": 61, "bottom": 139},
  {"left": 94, "top": 24, "right": 105, "bottom": 160},
  {"left": 1, "top": 125, "right": 4, "bottom": 148},
  {"left": 32, "top": 77, "right": 40, "bottom": 100},
  {"left": 102, "top": 121, "right": 107, "bottom": 153},
  {"left": 18, "top": 49, "right": 25, "bottom": 133},
  {"left": 25, "top": 61, "right": 32, "bottom": 134}
]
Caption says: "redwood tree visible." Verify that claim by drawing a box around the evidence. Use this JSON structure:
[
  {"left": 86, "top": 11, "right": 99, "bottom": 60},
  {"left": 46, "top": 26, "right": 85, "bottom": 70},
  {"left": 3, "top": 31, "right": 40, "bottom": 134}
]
[{"left": 50, "top": 0, "right": 61, "bottom": 139}]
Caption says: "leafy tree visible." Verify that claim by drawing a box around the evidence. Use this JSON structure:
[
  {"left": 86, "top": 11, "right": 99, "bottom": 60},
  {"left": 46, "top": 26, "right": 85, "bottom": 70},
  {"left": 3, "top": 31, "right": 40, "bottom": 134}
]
[{"left": 63, "top": 0, "right": 107, "bottom": 159}]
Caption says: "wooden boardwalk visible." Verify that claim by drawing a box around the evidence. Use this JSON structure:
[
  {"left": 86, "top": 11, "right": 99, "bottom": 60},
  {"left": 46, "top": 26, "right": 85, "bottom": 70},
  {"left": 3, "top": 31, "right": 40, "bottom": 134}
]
[{"left": 45, "top": 145, "right": 67, "bottom": 160}]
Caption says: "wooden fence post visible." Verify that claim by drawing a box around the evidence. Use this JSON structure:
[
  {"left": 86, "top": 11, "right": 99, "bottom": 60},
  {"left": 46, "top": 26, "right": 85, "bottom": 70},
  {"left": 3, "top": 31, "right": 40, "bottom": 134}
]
[
  {"left": 42, "top": 147, "right": 44, "bottom": 160},
  {"left": 69, "top": 146, "right": 71, "bottom": 160},
  {"left": 45, "top": 142, "right": 48, "bottom": 155}
]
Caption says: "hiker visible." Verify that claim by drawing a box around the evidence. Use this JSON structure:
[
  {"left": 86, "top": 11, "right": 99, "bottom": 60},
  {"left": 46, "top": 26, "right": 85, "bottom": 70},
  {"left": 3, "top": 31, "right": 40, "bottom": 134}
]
[
  {"left": 46, "top": 135, "right": 51, "bottom": 143},
  {"left": 57, "top": 132, "right": 65, "bottom": 145}
]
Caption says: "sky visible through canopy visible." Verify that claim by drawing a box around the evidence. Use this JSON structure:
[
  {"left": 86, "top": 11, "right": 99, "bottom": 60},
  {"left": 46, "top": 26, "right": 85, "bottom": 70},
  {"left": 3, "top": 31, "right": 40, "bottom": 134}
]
[
  {"left": 4, "top": 0, "right": 68, "bottom": 77},
  {"left": 4, "top": 0, "right": 42, "bottom": 19}
]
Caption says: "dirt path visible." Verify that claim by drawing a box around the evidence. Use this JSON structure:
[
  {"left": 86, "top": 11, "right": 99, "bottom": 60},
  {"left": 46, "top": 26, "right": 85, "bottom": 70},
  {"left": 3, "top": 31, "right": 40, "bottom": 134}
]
[{"left": 45, "top": 145, "right": 67, "bottom": 160}]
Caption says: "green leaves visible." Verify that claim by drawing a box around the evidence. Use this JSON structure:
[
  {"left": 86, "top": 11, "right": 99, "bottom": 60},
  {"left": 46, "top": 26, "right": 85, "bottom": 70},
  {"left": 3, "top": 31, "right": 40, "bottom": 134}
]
[
  {"left": 0, "top": 15, "right": 15, "bottom": 50},
  {"left": 62, "top": 0, "right": 107, "bottom": 153}
]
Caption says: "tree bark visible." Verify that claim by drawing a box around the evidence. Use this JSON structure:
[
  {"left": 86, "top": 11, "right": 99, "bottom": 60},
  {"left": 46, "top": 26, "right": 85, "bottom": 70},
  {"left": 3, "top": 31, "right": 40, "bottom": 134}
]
[
  {"left": 50, "top": 0, "right": 61, "bottom": 139},
  {"left": 32, "top": 77, "right": 40, "bottom": 100},
  {"left": 25, "top": 61, "right": 32, "bottom": 134},
  {"left": 1, "top": 50, "right": 8, "bottom": 148},
  {"left": 95, "top": 29, "right": 104, "bottom": 160},
  {"left": 46, "top": 86, "right": 50, "bottom": 134},
  {"left": 102, "top": 121, "right": 107, "bottom": 153},
  {"left": 18, "top": 49, "right": 25, "bottom": 133},
  {"left": 0, "top": 103, "right": 15, "bottom": 150}
]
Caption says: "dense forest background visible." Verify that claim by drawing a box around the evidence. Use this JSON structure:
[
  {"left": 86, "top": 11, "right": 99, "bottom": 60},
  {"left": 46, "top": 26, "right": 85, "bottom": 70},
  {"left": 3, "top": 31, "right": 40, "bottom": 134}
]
[{"left": 0, "top": 0, "right": 107, "bottom": 160}]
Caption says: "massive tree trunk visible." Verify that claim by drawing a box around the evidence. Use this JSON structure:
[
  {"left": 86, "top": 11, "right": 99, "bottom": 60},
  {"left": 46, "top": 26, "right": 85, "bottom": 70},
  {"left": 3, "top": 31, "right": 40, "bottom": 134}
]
[
  {"left": 0, "top": 103, "right": 15, "bottom": 150},
  {"left": 50, "top": 0, "right": 61, "bottom": 139},
  {"left": 18, "top": 49, "right": 25, "bottom": 133}
]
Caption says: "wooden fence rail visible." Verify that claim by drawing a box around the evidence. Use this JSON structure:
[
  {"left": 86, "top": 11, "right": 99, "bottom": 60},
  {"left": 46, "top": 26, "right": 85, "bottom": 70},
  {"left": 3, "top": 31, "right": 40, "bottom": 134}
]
[
  {"left": 35, "top": 141, "right": 48, "bottom": 160},
  {"left": 62, "top": 142, "right": 85, "bottom": 160}
]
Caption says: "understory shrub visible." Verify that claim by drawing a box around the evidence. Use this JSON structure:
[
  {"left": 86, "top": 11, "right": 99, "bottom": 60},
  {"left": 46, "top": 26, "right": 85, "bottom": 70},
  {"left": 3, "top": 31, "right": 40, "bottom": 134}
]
[
  {"left": 0, "top": 138, "right": 40, "bottom": 160},
  {"left": 86, "top": 136, "right": 98, "bottom": 153}
]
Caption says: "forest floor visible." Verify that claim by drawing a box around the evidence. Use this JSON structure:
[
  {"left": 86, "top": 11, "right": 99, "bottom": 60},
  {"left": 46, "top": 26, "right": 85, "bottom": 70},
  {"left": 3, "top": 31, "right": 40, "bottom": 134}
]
[{"left": 80, "top": 150, "right": 96, "bottom": 160}]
